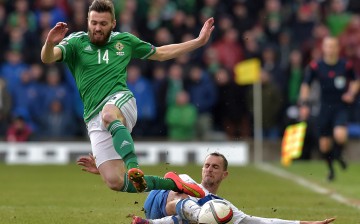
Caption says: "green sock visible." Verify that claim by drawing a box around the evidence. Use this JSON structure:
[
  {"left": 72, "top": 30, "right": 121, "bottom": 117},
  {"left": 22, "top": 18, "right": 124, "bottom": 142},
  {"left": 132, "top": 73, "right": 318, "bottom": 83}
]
[
  {"left": 108, "top": 120, "right": 139, "bottom": 170},
  {"left": 121, "top": 174, "right": 176, "bottom": 193}
]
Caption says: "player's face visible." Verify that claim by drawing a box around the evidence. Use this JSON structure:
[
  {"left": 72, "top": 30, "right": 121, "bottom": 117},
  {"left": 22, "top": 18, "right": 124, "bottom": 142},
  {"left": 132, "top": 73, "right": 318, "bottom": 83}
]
[
  {"left": 322, "top": 37, "right": 339, "bottom": 58},
  {"left": 88, "top": 11, "right": 115, "bottom": 46},
  {"left": 201, "top": 155, "right": 228, "bottom": 187}
]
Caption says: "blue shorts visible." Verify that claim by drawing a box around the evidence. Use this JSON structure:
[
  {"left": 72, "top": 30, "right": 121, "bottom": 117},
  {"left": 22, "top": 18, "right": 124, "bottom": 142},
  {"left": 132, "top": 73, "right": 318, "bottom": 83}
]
[
  {"left": 144, "top": 190, "right": 170, "bottom": 219},
  {"left": 197, "top": 194, "right": 224, "bottom": 206}
]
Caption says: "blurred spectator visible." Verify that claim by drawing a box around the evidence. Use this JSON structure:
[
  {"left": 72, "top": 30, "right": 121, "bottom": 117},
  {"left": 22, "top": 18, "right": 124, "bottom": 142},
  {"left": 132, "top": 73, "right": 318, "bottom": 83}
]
[
  {"left": 43, "top": 65, "right": 73, "bottom": 114},
  {"left": 166, "top": 63, "right": 184, "bottom": 106},
  {"left": 35, "top": 0, "right": 67, "bottom": 30},
  {"left": 211, "top": 28, "right": 244, "bottom": 71},
  {"left": 247, "top": 70, "right": 282, "bottom": 140},
  {"left": 0, "top": 49, "right": 28, "bottom": 92},
  {"left": 339, "top": 15, "right": 360, "bottom": 75},
  {"left": 326, "top": 0, "right": 352, "bottom": 36},
  {"left": 232, "top": 1, "right": 255, "bottom": 37},
  {"left": 213, "top": 68, "right": 250, "bottom": 139},
  {"left": 152, "top": 65, "right": 168, "bottom": 136},
  {"left": 285, "top": 49, "right": 304, "bottom": 107},
  {"left": 168, "top": 10, "right": 188, "bottom": 43},
  {"left": 10, "top": 65, "right": 44, "bottom": 132},
  {"left": 0, "top": 77, "right": 12, "bottom": 138},
  {"left": 165, "top": 90, "right": 197, "bottom": 141},
  {"left": 38, "top": 99, "right": 77, "bottom": 139},
  {"left": 242, "top": 30, "right": 262, "bottom": 60},
  {"left": 67, "top": 0, "right": 87, "bottom": 33},
  {"left": 0, "top": 3, "right": 6, "bottom": 62},
  {"left": 6, "top": 0, "right": 37, "bottom": 32},
  {"left": 261, "top": 45, "right": 284, "bottom": 94},
  {"left": 186, "top": 65, "right": 217, "bottom": 140},
  {"left": 292, "top": 2, "right": 319, "bottom": 48},
  {"left": 6, "top": 115, "right": 32, "bottom": 142},
  {"left": 306, "top": 23, "right": 329, "bottom": 62},
  {"left": 262, "top": 0, "right": 283, "bottom": 44},
  {"left": 127, "top": 64, "right": 156, "bottom": 137},
  {"left": 278, "top": 30, "right": 292, "bottom": 72}
]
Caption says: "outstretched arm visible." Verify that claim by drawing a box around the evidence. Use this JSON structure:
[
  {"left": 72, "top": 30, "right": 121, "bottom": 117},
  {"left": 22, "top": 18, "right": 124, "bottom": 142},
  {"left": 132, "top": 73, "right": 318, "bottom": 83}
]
[
  {"left": 41, "top": 22, "right": 68, "bottom": 63},
  {"left": 148, "top": 17, "right": 214, "bottom": 61},
  {"left": 240, "top": 216, "right": 335, "bottom": 224}
]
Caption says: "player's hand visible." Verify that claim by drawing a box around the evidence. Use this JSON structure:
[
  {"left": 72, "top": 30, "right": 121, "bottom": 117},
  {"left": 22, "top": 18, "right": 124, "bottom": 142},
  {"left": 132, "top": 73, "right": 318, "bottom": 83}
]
[
  {"left": 298, "top": 105, "right": 310, "bottom": 121},
  {"left": 342, "top": 92, "right": 355, "bottom": 104},
  {"left": 46, "top": 22, "right": 68, "bottom": 45},
  {"left": 302, "top": 217, "right": 336, "bottom": 224},
  {"left": 316, "top": 217, "right": 336, "bottom": 224},
  {"left": 197, "top": 17, "right": 215, "bottom": 46},
  {"left": 77, "top": 153, "right": 100, "bottom": 175}
]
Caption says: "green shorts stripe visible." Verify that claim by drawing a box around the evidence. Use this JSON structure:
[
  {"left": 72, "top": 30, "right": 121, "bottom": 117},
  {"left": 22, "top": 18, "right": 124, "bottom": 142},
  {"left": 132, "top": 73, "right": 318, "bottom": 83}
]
[{"left": 115, "top": 94, "right": 133, "bottom": 108}]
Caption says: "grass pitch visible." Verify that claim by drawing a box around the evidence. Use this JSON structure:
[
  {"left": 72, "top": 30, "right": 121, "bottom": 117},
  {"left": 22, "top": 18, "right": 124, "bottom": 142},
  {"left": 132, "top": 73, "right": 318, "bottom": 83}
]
[{"left": 0, "top": 162, "right": 359, "bottom": 224}]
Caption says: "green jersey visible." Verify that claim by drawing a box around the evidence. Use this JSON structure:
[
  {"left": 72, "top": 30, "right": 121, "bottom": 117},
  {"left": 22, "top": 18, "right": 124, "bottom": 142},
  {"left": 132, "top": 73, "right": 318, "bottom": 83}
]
[{"left": 56, "top": 31, "right": 156, "bottom": 122}]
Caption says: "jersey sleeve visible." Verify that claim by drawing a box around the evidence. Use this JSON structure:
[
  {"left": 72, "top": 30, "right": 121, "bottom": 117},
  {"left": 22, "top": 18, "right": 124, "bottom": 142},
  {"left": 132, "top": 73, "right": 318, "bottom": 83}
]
[
  {"left": 303, "top": 61, "right": 318, "bottom": 85},
  {"left": 55, "top": 33, "right": 77, "bottom": 65},
  {"left": 127, "top": 33, "right": 156, "bottom": 59}
]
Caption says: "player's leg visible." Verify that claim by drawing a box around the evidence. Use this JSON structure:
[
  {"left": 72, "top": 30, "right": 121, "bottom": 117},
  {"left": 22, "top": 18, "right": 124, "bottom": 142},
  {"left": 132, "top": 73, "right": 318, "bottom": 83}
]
[
  {"left": 88, "top": 116, "right": 125, "bottom": 190},
  {"left": 102, "top": 93, "right": 149, "bottom": 191},
  {"left": 333, "top": 125, "right": 348, "bottom": 169},
  {"left": 102, "top": 101, "right": 139, "bottom": 171},
  {"left": 88, "top": 112, "right": 169, "bottom": 193},
  {"left": 318, "top": 106, "right": 335, "bottom": 181},
  {"left": 97, "top": 159, "right": 125, "bottom": 190},
  {"left": 100, "top": 92, "right": 205, "bottom": 196},
  {"left": 319, "top": 136, "right": 334, "bottom": 181},
  {"left": 133, "top": 191, "right": 193, "bottom": 224},
  {"left": 332, "top": 107, "right": 349, "bottom": 170},
  {"left": 165, "top": 191, "right": 189, "bottom": 216}
]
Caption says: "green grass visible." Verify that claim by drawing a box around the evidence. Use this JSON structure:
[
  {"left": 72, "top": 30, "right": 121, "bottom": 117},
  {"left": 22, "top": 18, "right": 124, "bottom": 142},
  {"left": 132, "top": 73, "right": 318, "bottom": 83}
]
[
  {"left": 0, "top": 163, "right": 359, "bottom": 224},
  {"left": 280, "top": 160, "right": 360, "bottom": 202}
]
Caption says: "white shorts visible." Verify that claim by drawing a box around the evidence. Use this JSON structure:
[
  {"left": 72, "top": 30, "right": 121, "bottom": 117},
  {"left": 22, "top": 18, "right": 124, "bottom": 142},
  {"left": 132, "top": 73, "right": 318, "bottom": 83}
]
[{"left": 86, "top": 91, "right": 137, "bottom": 167}]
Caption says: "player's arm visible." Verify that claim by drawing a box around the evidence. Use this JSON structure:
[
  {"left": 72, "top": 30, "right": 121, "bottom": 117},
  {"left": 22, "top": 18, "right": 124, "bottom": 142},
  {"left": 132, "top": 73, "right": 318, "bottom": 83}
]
[
  {"left": 240, "top": 216, "right": 335, "bottom": 224},
  {"left": 299, "top": 83, "right": 311, "bottom": 104},
  {"left": 299, "top": 63, "right": 316, "bottom": 105},
  {"left": 148, "top": 18, "right": 214, "bottom": 61},
  {"left": 41, "top": 22, "right": 68, "bottom": 63},
  {"left": 344, "top": 79, "right": 360, "bottom": 100}
]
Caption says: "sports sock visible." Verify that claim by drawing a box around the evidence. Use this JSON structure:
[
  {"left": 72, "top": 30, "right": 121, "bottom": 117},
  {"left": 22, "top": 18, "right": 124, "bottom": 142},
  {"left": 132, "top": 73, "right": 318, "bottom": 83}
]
[
  {"left": 121, "top": 173, "right": 176, "bottom": 193},
  {"left": 176, "top": 199, "right": 201, "bottom": 222},
  {"left": 108, "top": 120, "right": 138, "bottom": 170},
  {"left": 323, "top": 151, "right": 334, "bottom": 180},
  {"left": 333, "top": 141, "right": 347, "bottom": 169},
  {"left": 333, "top": 141, "right": 344, "bottom": 160}
]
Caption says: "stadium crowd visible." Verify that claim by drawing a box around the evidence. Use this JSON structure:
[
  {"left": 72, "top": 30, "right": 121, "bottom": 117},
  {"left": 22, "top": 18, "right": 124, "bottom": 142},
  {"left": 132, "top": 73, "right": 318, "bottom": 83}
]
[{"left": 1, "top": 0, "right": 360, "bottom": 142}]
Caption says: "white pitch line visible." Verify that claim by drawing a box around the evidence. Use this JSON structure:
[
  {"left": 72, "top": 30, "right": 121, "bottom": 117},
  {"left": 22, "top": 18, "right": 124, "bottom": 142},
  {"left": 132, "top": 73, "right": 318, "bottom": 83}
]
[{"left": 256, "top": 163, "right": 360, "bottom": 210}]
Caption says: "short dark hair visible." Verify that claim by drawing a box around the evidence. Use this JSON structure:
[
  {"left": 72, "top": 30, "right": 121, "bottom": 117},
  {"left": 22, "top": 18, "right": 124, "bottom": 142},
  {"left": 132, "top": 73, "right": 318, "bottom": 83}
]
[
  {"left": 89, "top": 0, "right": 115, "bottom": 20},
  {"left": 207, "top": 152, "right": 228, "bottom": 171}
]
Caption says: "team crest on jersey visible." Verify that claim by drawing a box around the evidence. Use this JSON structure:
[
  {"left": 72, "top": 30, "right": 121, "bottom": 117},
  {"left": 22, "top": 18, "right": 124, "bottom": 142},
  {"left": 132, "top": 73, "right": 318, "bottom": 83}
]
[{"left": 115, "top": 42, "right": 124, "bottom": 51}]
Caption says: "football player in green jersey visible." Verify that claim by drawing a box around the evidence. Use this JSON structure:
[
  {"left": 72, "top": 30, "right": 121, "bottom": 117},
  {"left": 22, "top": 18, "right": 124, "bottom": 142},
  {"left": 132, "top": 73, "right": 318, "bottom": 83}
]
[{"left": 41, "top": 0, "right": 214, "bottom": 197}]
